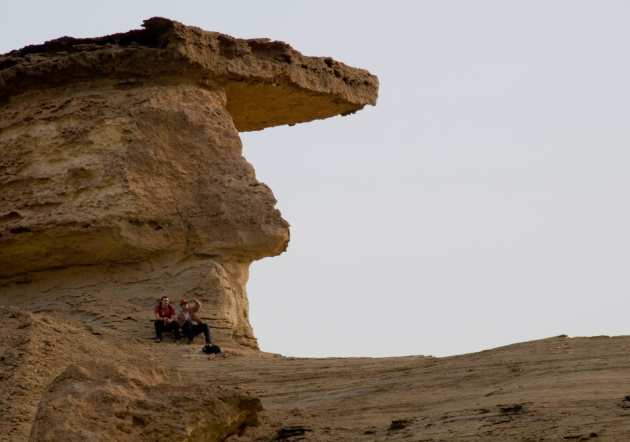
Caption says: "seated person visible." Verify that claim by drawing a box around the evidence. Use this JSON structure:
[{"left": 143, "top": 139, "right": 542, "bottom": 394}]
[
  {"left": 178, "top": 299, "right": 212, "bottom": 345},
  {"left": 154, "top": 295, "right": 180, "bottom": 342}
]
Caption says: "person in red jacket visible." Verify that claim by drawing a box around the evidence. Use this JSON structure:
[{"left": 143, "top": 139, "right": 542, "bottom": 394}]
[{"left": 154, "top": 296, "right": 180, "bottom": 343}]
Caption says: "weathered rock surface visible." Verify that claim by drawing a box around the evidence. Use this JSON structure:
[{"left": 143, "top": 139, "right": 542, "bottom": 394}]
[
  {"left": 4, "top": 305, "right": 630, "bottom": 441},
  {"left": 0, "top": 307, "right": 263, "bottom": 442},
  {"left": 0, "top": 18, "right": 378, "bottom": 348},
  {"left": 0, "top": 17, "right": 378, "bottom": 131},
  {"left": 31, "top": 361, "right": 262, "bottom": 442}
]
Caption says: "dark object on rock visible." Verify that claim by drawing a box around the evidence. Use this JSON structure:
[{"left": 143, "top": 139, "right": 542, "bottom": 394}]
[
  {"left": 274, "top": 426, "right": 312, "bottom": 440},
  {"left": 563, "top": 432, "right": 598, "bottom": 440},
  {"left": 499, "top": 404, "right": 524, "bottom": 414},
  {"left": 388, "top": 419, "right": 413, "bottom": 431},
  {"left": 619, "top": 396, "right": 630, "bottom": 409},
  {"left": 202, "top": 344, "right": 221, "bottom": 355}
]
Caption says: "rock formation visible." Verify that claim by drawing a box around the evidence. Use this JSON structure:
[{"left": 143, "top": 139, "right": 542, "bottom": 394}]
[
  {"left": 0, "top": 18, "right": 378, "bottom": 348},
  {"left": 2, "top": 18, "right": 629, "bottom": 442},
  {"left": 0, "top": 307, "right": 263, "bottom": 441}
]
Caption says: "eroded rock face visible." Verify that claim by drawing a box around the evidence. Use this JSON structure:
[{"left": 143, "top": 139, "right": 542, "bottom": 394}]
[
  {"left": 0, "top": 307, "right": 262, "bottom": 442},
  {"left": 31, "top": 361, "right": 262, "bottom": 442},
  {"left": 0, "top": 83, "right": 287, "bottom": 275},
  {"left": 0, "top": 18, "right": 377, "bottom": 348}
]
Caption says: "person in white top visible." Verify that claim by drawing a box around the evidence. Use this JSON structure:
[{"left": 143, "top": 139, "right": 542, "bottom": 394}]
[{"left": 178, "top": 299, "right": 211, "bottom": 345}]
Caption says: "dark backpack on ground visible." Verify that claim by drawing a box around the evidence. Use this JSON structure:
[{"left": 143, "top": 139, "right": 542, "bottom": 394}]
[{"left": 202, "top": 344, "right": 221, "bottom": 354}]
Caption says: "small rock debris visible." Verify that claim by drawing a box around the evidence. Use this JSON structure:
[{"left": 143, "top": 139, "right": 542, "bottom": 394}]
[
  {"left": 388, "top": 418, "right": 413, "bottom": 431},
  {"left": 498, "top": 403, "right": 524, "bottom": 415},
  {"left": 274, "top": 425, "right": 313, "bottom": 440}
]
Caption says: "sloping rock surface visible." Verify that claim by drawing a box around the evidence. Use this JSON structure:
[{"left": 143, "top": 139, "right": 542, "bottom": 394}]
[
  {"left": 3, "top": 305, "right": 630, "bottom": 441},
  {"left": 0, "top": 307, "right": 262, "bottom": 442}
]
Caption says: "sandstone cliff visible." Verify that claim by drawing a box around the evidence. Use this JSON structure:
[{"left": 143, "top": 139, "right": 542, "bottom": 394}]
[{"left": 0, "top": 18, "right": 378, "bottom": 348}]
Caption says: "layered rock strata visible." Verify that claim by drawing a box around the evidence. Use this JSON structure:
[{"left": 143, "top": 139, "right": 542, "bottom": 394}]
[
  {"left": 0, "top": 18, "right": 378, "bottom": 348},
  {"left": 0, "top": 307, "right": 263, "bottom": 441}
]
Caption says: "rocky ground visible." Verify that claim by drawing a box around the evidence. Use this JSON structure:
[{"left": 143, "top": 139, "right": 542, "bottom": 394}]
[{"left": 3, "top": 304, "right": 630, "bottom": 441}]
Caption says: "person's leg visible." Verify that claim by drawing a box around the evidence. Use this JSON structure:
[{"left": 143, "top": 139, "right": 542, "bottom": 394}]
[
  {"left": 188, "top": 323, "right": 211, "bottom": 344},
  {"left": 170, "top": 321, "right": 181, "bottom": 340},
  {"left": 188, "top": 323, "right": 203, "bottom": 343},
  {"left": 165, "top": 321, "right": 173, "bottom": 333},
  {"left": 200, "top": 323, "right": 211, "bottom": 344},
  {"left": 182, "top": 322, "right": 193, "bottom": 343},
  {"left": 154, "top": 320, "right": 164, "bottom": 341}
]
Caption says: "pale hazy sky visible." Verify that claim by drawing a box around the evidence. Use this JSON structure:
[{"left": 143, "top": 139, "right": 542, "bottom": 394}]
[{"left": 3, "top": 1, "right": 630, "bottom": 357}]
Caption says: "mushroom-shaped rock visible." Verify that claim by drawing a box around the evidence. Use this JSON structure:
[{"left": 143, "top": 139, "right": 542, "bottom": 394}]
[
  {"left": 0, "top": 18, "right": 378, "bottom": 349},
  {"left": 0, "top": 17, "right": 378, "bottom": 130}
]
